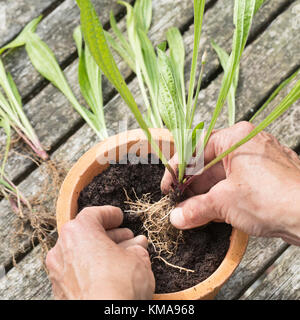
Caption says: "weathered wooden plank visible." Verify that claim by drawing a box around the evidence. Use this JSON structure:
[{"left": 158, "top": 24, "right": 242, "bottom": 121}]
[
  {"left": 250, "top": 74, "right": 300, "bottom": 150},
  {"left": 215, "top": 237, "right": 288, "bottom": 299},
  {"left": 2, "top": 0, "right": 131, "bottom": 99},
  {"left": 0, "top": 0, "right": 62, "bottom": 48},
  {"left": 1, "top": 0, "right": 292, "bottom": 182},
  {"left": 193, "top": 0, "right": 300, "bottom": 132},
  {"left": 1, "top": 1, "right": 299, "bottom": 298},
  {"left": 241, "top": 246, "right": 300, "bottom": 300},
  {"left": 0, "top": 246, "right": 53, "bottom": 300},
  {"left": 183, "top": 0, "right": 296, "bottom": 85}
]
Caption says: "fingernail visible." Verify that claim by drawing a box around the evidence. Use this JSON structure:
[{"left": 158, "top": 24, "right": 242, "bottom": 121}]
[{"left": 170, "top": 207, "right": 185, "bottom": 228}]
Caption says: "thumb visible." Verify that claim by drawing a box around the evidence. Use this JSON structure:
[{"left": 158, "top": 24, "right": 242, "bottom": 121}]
[{"left": 170, "top": 180, "right": 229, "bottom": 229}]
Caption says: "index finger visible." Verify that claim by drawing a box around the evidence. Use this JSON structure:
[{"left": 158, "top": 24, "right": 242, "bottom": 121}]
[
  {"left": 77, "top": 206, "right": 124, "bottom": 231},
  {"left": 161, "top": 153, "right": 178, "bottom": 194}
]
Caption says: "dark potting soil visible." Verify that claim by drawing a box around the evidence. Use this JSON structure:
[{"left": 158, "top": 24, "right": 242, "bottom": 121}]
[{"left": 78, "top": 154, "right": 232, "bottom": 294}]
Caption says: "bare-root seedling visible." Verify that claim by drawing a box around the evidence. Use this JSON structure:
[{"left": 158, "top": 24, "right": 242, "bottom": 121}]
[
  {"left": 9, "top": 159, "right": 69, "bottom": 270},
  {"left": 124, "top": 189, "right": 194, "bottom": 273}
]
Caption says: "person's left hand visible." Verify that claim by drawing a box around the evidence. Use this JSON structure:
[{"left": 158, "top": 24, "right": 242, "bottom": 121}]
[{"left": 46, "top": 206, "right": 155, "bottom": 300}]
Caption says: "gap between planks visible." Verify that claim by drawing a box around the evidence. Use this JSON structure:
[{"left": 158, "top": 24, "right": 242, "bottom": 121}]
[{"left": 0, "top": 0, "right": 293, "bottom": 190}]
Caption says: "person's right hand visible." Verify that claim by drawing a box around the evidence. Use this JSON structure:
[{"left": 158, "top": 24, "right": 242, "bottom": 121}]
[
  {"left": 161, "top": 122, "right": 300, "bottom": 246},
  {"left": 46, "top": 206, "right": 155, "bottom": 300}
]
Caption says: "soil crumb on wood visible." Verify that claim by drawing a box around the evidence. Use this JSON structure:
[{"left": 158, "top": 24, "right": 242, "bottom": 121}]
[{"left": 78, "top": 154, "right": 231, "bottom": 294}]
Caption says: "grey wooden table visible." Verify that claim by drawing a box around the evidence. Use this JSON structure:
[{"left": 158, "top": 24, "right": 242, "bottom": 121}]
[{"left": 0, "top": 0, "right": 299, "bottom": 300}]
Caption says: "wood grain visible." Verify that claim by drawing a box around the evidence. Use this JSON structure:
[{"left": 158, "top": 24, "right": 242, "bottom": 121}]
[
  {"left": 215, "top": 237, "right": 288, "bottom": 299},
  {"left": 241, "top": 246, "right": 300, "bottom": 300},
  {"left": 0, "top": 0, "right": 299, "bottom": 299},
  {"left": 0, "top": 0, "right": 62, "bottom": 48}
]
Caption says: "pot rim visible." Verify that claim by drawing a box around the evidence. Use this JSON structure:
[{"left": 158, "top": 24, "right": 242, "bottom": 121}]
[{"left": 56, "top": 128, "right": 248, "bottom": 300}]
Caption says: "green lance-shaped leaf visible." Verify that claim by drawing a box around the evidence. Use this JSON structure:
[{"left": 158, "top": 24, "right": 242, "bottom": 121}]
[
  {"left": 191, "top": 121, "right": 205, "bottom": 154},
  {"left": 109, "top": 9, "right": 134, "bottom": 59},
  {"left": 74, "top": 26, "right": 108, "bottom": 139},
  {"left": 23, "top": 30, "right": 107, "bottom": 139},
  {"left": 75, "top": 0, "right": 173, "bottom": 176},
  {"left": 157, "top": 40, "right": 167, "bottom": 52},
  {"left": 212, "top": 40, "right": 240, "bottom": 126},
  {"left": 133, "top": 0, "right": 152, "bottom": 33},
  {"left": 186, "top": 0, "right": 206, "bottom": 120},
  {"left": 0, "top": 57, "right": 48, "bottom": 160},
  {"left": 104, "top": 10, "right": 135, "bottom": 71},
  {"left": 0, "top": 16, "right": 42, "bottom": 55},
  {"left": 255, "top": 0, "right": 265, "bottom": 14},
  {"left": 6, "top": 72, "right": 22, "bottom": 107},
  {"left": 204, "top": 78, "right": 300, "bottom": 174},
  {"left": 105, "top": 31, "right": 136, "bottom": 72},
  {"left": 167, "top": 27, "right": 186, "bottom": 109},
  {"left": 137, "top": 28, "right": 160, "bottom": 101},
  {"left": 157, "top": 48, "right": 186, "bottom": 182},
  {"left": 188, "top": 51, "right": 207, "bottom": 129},
  {"left": 203, "top": 0, "right": 256, "bottom": 148},
  {"left": 250, "top": 68, "right": 300, "bottom": 123},
  {"left": 117, "top": 0, "right": 163, "bottom": 128}
]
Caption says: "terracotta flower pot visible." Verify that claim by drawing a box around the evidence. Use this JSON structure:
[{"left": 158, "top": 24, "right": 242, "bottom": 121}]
[{"left": 56, "top": 128, "right": 248, "bottom": 300}]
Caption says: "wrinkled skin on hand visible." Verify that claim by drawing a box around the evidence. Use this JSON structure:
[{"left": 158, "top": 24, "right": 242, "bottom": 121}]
[
  {"left": 46, "top": 206, "right": 155, "bottom": 300},
  {"left": 161, "top": 122, "right": 300, "bottom": 246}
]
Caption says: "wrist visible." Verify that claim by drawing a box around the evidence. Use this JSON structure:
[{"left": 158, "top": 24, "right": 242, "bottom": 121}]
[{"left": 86, "top": 284, "right": 134, "bottom": 300}]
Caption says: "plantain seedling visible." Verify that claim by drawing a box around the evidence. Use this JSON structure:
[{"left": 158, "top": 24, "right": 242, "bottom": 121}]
[
  {"left": 0, "top": 17, "right": 108, "bottom": 141},
  {"left": 211, "top": 41, "right": 240, "bottom": 127},
  {"left": 106, "top": 0, "right": 163, "bottom": 128},
  {"left": 76, "top": 0, "right": 300, "bottom": 202},
  {"left": 0, "top": 113, "right": 31, "bottom": 216},
  {"left": 0, "top": 57, "right": 48, "bottom": 160},
  {"left": 77, "top": 0, "right": 247, "bottom": 186}
]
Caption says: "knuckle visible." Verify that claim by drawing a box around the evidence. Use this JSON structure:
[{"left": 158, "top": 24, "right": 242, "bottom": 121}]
[
  {"left": 209, "top": 181, "right": 232, "bottom": 219},
  {"left": 129, "top": 244, "right": 149, "bottom": 259},
  {"left": 122, "top": 228, "right": 134, "bottom": 238},
  {"left": 282, "top": 145, "right": 298, "bottom": 158},
  {"left": 260, "top": 131, "right": 275, "bottom": 143},
  {"left": 184, "top": 203, "right": 201, "bottom": 226},
  {"left": 235, "top": 121, "right": 255, "bottom": 135},
  {"left": 76, "top": 206, "right": 103, "bottom": 224},
  {"left": 60, "top": 220, "right": 77, "bottom": 237},
  {"left": 45, "top": 249, "right": 56, "bottom": 270},
  {"left": 77, "top": 206, "right": 93, "bottom": 218}
]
